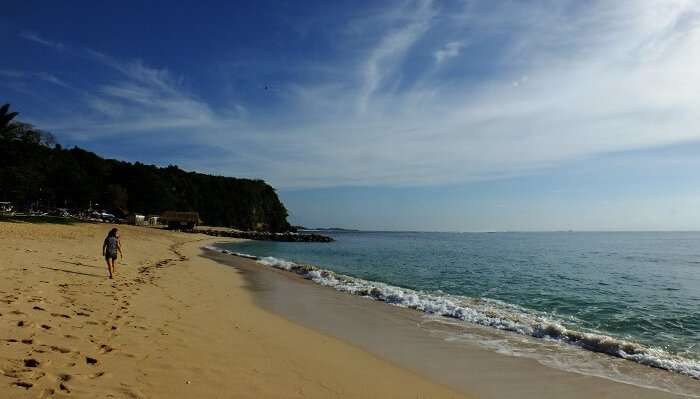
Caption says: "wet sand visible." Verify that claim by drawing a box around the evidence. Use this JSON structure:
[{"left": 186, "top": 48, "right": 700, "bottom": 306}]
[
  {"left": 204, "top": 248, "right": 700, "bottom": 399},
  {"left": 0, "top": 221, "right": 466, "bottom": 398}
]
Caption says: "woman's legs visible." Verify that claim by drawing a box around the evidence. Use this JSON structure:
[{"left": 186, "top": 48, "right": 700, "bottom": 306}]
[{"left": 105, "top": 257, "right": 113, "bottom": 279}]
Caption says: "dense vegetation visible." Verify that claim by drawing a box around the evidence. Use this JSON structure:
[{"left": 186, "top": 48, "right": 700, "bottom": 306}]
[{"left": 0, "top": 104, "right": 291, "bottom": 232}]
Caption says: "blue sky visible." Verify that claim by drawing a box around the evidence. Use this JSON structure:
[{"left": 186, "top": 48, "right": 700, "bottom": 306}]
[{"left": 4, "top": 0, "right": 700, "bottom": 231}]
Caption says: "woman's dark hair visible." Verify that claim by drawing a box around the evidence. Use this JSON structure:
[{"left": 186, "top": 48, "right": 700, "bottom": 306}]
[{"left": 107, "top": 228, "right": 119, "bottom": 238}]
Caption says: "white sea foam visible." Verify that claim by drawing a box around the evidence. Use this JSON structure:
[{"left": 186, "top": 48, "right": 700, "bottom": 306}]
[
  {"left": 258, "top": 256, "right": 297, "bottom": 269},
  {"left": 204, "top": 246, "right": 258, "bottom": 259},
  {"left": 205, "top": 246, "right": 700, "bottom": 380}
]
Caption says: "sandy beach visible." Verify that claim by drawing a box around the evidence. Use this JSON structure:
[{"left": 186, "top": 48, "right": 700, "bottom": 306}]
[
  {"left": 0, "top": 221, "right": 466, "bottom": 398},
  {"left": 2, "top": 220, "right": 698, "bottom": 399}
]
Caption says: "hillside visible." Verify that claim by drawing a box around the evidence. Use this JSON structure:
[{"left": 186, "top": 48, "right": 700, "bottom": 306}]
[{"left": 0, "top": 104, "right": 291, "bottom": 232}]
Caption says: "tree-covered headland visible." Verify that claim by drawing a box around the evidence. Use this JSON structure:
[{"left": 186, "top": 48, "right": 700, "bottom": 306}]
[{"left": 0, "top": 104, "right": 291, "bottom": 232}]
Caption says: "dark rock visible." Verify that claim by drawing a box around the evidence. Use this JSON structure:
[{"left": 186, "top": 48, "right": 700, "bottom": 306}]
[{"left": 194, "top": 229, "right": 334, "bottom": 243}]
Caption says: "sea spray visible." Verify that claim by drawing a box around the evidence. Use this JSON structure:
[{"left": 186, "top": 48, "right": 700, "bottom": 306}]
[{"left": 204, "top": 245, "right": 700, "bottom": 379}]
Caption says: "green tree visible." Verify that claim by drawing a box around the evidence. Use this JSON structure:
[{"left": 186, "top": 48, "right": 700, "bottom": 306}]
[
  {"left": 0, "top": 104, "right": 292, "bottom": 231},
  {"left": 106, "top": 184, "right": 129, "bottom": 213},
  {"left": 0, "top": 103, "right": 19, "bottom": 139}
]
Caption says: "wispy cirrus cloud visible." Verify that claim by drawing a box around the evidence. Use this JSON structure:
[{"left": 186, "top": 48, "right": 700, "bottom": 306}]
[
  {"left": 357, "top": 0, "right": 435, "bottom": 113},
  {"left": 14, "top": 38, "right": 217, "bottom": 136},
  {"left": 433, "top": 41, "right": 466, "bottom": 65},
  {"left": 12, "top": 0, "right": 700, "bottom": 189},
  {"left": 19, "top": 31, "right": 65, "bottom": 50},
  {"left": 0, "top": 69, "right": 74, "bottom": 89},
  {"left": 85, "top": 55, "right": 217, "bottom": 132},
  {"left": 254, "top": 0, "right": 700, "bottom": 187}
]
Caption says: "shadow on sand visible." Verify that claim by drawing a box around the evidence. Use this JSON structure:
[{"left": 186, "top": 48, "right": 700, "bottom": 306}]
[
  {"left": 0, "top": 216, "right": 77, "bottom": 225},
  {"left": 40, "top": 266, "right": 105, "bottom": 278}
]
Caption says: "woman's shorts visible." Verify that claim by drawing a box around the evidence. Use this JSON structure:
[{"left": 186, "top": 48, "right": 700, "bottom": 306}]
[{"left": 105, "top": 254, "right": 117, "bottom": 261}]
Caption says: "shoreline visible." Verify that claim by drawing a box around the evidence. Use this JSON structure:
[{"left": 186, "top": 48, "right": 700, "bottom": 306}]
[
  {"left": 0, "top": 221, "right": 466, "bottom": 398},
  {"left": 205, "top": 244, "right": 700, "bottom": 398}
]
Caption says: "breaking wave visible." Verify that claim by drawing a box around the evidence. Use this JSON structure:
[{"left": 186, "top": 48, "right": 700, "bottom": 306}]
[{"left": 205, "top": 246, "right": 700, "bottom": 380}]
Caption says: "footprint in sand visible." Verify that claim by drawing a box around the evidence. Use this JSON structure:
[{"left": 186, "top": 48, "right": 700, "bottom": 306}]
[
  {"left": 50, "top": 345, "right": 71, "bottom": 354},
  {"left": 90, "top": 371, "right": 106, "bottom": 379},
  {"left": 14, "top": 381, "right": 33, "bottom": 389}
]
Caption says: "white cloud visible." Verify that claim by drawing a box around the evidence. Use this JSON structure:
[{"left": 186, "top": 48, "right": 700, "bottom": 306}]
[
  {"left": 31, "top": 51, "right": 216, "bottom": 135},
  {"left": 13, "top": 33, "right": 217, "bottom": 135},
  {"left": 433, "top": 41, "right": 466, "bottom": 64},
  {"left": 357, "top": 0, "right": 435, "bottom": 113},
  {"left": 19, "top": 31, "right": 64, "bottom": 50},
  {"left": 0, "top": 69, "right": 73, "bottom": 89},
  {"left": 248, "top": 0, "right": 700, "bottom": 188},
  {"left": 16, "top": 0, "right": 700, "bottom": 189}
]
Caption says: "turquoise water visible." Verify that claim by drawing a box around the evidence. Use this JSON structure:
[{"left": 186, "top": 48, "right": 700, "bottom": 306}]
[{"left": 218, "top": 231, "right": 700, "bottom": 378}]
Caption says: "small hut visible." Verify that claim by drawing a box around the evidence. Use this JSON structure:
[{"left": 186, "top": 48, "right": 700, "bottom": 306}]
[
  {"left": 146, "top": 215, "right": 160, "bottom": 226},
  {"left": 160, "top": 211, "right": 201, "bottom": 231},
  {"left": 127, "top": 214, "right": 145, "bottom": 226}
]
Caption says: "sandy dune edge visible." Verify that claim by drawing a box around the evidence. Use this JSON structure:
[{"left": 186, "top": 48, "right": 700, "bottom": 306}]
[{"left": 0, "top": 222, "right": 466, "bottom": 398}]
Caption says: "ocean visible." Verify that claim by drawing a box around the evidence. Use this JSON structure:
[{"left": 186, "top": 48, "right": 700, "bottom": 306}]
[{"left": 215, "top": 231, "right": 700, "bottom": 383}]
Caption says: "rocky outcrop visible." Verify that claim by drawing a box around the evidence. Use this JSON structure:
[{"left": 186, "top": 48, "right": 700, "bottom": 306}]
[{"left": 195, "top": 228, "right": 334, "bottom": 242}]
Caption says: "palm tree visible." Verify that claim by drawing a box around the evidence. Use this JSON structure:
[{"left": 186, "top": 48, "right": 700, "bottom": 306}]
[
  {"left": 0, "top": 104, "right": 56, "bottom": 146},
  {"left": 0, "top": 103, "right": 19, "bottom": 139}
]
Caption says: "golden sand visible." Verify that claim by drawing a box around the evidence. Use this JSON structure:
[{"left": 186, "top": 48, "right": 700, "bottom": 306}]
[{"left": 0, "top": 221, "right": 466, "bottom": 398}]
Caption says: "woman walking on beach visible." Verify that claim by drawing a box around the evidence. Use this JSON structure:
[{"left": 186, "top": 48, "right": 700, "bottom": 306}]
[{"left": 102, "top": 228, "right": 123, "bottom": 279}]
